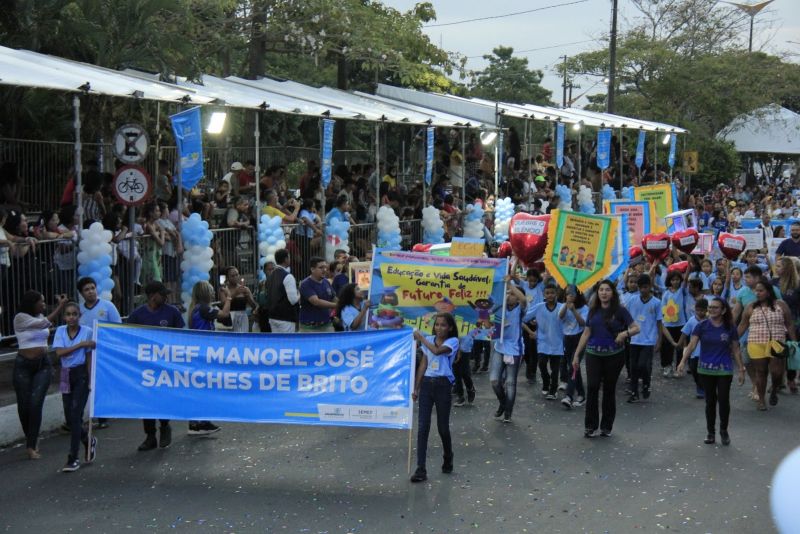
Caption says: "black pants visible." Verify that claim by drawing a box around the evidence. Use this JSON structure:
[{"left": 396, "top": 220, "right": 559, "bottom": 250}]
[
  {"left": 472, "top": 340, "right": 491, "bottom": 370},
  {"left": 661, "top": 326, "right": 684, "bottom": 368},
  {"left": 699, "top": 374, "right": 732, "bottom": 433},
  {"left": 453, "top": 350, "right": 474, "bottom": 398},
  {"left": 689, "top": 358, "right": 702, "bottom": 389},
  {"left": 524, "top": 336, "right": 538, "bottom": 380},
  {"left": 538, "top": 354, "right": 561, "bottom": 395},
  {"left": 629, "top": 344, "right": 654, "bottom": 395},
  {"left": 143, "top": 418, "right": 170, "bottom": 435},
  {"left": 13, "top": 354, "right": 53, "bottom": 449},
  {"left": 564, "top": 333, "right": 585, "bottom": 399},
  {"left": 64, "top": 365, "right": 90, "bottom": 461},
  {"left": 416, "top": 377, "right": 453, "bottom": 469},
  {"left": 585, "top": 352, "right": 625, "bottom": 432}
]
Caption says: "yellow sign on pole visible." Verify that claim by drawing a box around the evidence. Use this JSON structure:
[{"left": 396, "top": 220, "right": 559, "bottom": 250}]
[{"left": 683, "top": 151, "right": 699, "bottom": 174}]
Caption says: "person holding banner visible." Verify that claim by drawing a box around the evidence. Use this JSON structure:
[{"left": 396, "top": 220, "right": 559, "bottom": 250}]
[
  {"left": 490, "top": 281, "right": 527, "bottom": 423},
  {"left": 573, "top": 280, "right": 639, "bottom": 438},
  {"left": 53, "top": 302, "right": 97, "bottom": 471},
  {"left": 127, "top": 281, "right": 185, "bottom": 451},
  {"left": 334, "top": 283, "right": 368, "bottom": 331},
  {"left": 411, "top": 313, "right": 459, "bottom": 483}
]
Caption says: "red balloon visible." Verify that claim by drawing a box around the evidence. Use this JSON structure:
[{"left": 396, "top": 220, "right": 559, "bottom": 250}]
[
  {"left": 641, "top": 233, "right": 671, "bottom": 263},
  {"left": 671, "top": 228, "right": 699, "bottom": 255},
  {"left": 508, "top": 213, "right": 550, "bottom": 267},
  {"left": 629, "top": 246, "right": 643, "bottom": 259},
  {"left": 668, "top": 260, "right": 689, "bottom": 273},
  {"left": 497, "top": 241, "right": 513, "bottom": 258},
  {"left": 412, "top": 243, "right": 432, "bottom": 253},
  {"left": 717, "top": 233, "right": 747, "bottom": 261}
]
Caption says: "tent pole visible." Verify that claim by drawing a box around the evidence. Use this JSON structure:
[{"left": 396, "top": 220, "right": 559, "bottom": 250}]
[
  {"left": 73, "top": 95, "right": 84, "bottom": 231},
  {"left": 460, "top": 128, "right": 466, "bottom": 207},
  {"left": 254, "top": 110, "right": 261, "bottom": 279},
  {"left": 153, "top": 101, "right": 161, "bottom": 178},
  {"left": 375, "top": 122, "right": 381, "bottom": 206},
  {"left": 683, "top": 136, "right": 689, "bottom": 196},
  {"left": 577, "top": 130, "right": 582, "bottom": 184},
  {"left": 654, "top": 131, "right": 658, "bottom": 183},
  {"left": 618, "top": 128, "right": 623, "bottom": 191}
]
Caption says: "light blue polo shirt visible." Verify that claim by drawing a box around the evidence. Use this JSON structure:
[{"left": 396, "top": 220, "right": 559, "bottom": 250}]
[
  {"left": 525, "top": 302, "right": 564, "bottom": 356},
  {"left": 626, "top": 295, "right": 662, "bottom": 346},
  {"left": 80, "top": 299, "right": 121, "bottom": 327},
  {"left": 52, "top": 325, "right": 94, "bottom": 368},
  {"left": 422, "top": 335, "right": 459, "bottom": 383},
  {"left": 562, "top": 305, "right": 588, "bottom": 336},
  {"left": 494, "top": 304, "right": 524, "bottom": 356},
  {"left": 682, "top": 315, "right": 702, "bottom": 358}
]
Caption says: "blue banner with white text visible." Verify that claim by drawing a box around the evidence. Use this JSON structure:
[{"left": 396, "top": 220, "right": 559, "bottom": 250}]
[
  {"left": 597, "top": 128, "right": 612, "bottom": 170},
  {"left": 635, "top": 130, "right": 646, "bottom": 168},
  {"left": 425, "top": 126, "right": 434, "bottom": 185},
  {"left": 91, "top": 324, "right": 414, "bottom": 429},
  {"left": 556, "top": 122, "right": 565, "bottom": 169},
  {"left": 169, "top": 107, "right": 204, "bottom": 189},
  {"left": 321, "top": 119, "right": 335, "bottom": 188},
  {"left": 668, "top": 133, "right": 677, "bottom": 168}
]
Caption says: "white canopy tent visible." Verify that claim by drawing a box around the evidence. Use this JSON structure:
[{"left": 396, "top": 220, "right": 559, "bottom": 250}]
[{"left": 717, "top": 105, "right": 800, "bottom": 154}]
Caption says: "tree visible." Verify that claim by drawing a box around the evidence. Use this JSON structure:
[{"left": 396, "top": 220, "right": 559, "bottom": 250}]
[{"left": 468, "top": 46, "right": 552, "bottom": 105}]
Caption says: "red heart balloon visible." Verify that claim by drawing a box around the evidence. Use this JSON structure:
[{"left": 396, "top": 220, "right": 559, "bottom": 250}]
[
  {"left": 641, "top": 233, "right": 671, "bottom": 263},
  {"left": 717, "top": 233, "right": 747, "bottom": 261},
  {"left": 668, "top": 260, "right": 689, "bottom": 273},
  {"left": 496, "top": 242, "right": 513, "bottom": 258},
  {"left": 629, "top": 246, "right": 643, "bottom": 259},
  {"left": 509, "top": 213, "right": 550, "bottom": 267},
  {"left": 671, "top": 229, "right": 699, "bottom": 255},
  {"left": 412, "top": 243, "right": 432, "bottom": 253}
]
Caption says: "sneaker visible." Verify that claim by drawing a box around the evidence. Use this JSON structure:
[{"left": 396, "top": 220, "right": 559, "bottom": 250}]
[
  {"left": 502, "top": 414, "right": 512, "bottom": 423},
  {"left": 545, "top": 393, "right": 557, "bottom": 400},
  {"left": 442, "top": 454, "right": 453, "bottom": 474},
  {"left": 541, "top": 389, "right": 548, "bottom": 396},
  {"left": 642, "top": 388, "right": 650, "bottom": 400},
  {"left": 627, "top": 394, "right": 639, "bottom": 403},
  {"left": 704, "top": 433, "right": 715, "bottom": 444},
  {"left": 572, "top": 396, "right": 585, "bottom": 407},
  {"left": 159, "top": 425, "right": 172, "bottom": 449},
  {"left": 467, "top": 388, "right": 476, "bottom": 404},
  {"left": 623, "top": 387, "right": 634, "bottom": 395},
  {"left": 662, "top": 367, "right": 672, "bottom": 378},
  {"left": 720, "top": 430, "right": 731, "bottom": 446},
  {"left": 62, "top": 459, "right": 80, "bottom": 472},
  {"left": 410, "top": 467, "right": 427, "bottom": 483},
  {"left": 600, "top": 429, "right": 612, "bottom": 437},
  {"left": 188, "top": 421, "right": 221, "bottom": 435},
  {"left": 558, "top": 382, "right": 567, "bottom": 391},
  {"left": 561, "top": 396, "right": 573, "bottom": 410},
  {"left": 137, "top": 435, "right": 158, "bottom": 451},
  {"left": 453, "top": 396, "right": 466, "bottom": 407},
  {"left": 494, "top": 405, "right": 505, "bottom": 419},
  {"left": 695, "top": 387, "right": 705, "bottom": 399},
  {"left": 85, "top": 436, "right": 97, "bottom": 463},
  {"left": 584, "top": 429, "right": 599, "bottom": 438}
]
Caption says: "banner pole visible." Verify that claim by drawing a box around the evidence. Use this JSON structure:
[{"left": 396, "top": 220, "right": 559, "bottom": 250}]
[
  {"left": 86, "top": 322, "right": 98, "bottom": 462},
  {"left": 407, "top": 424, "right": 413, "bottom": 475}
]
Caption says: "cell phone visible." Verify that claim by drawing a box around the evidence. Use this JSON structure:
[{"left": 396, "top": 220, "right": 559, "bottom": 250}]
[{"left": 219, "top": 275, "right": 226, "bottom": 285}]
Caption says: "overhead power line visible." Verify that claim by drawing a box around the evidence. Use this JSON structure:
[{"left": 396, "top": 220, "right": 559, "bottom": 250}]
[
  {"left": 465, "top": 39, "right": 600, "bottom": 59},
  {"left": 424, "top": 0, "right": 590, "bottom": 28}
]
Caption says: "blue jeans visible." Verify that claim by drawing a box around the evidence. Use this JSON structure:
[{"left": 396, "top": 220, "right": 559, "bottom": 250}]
[
  {"left": 64, "top": 365, "right": 90, "bottom": 461},
  {"left": 416, "top": 377, "right": 453, "bottom": 469},
  {"left": 489, "top": 349, "right": 521, "bottom": 416},
  {"left": 13, "top": 354, "right": 53, "bottom": 449},
  {"left": 564, "top": 333, "right": 585, "bottom": 399}
]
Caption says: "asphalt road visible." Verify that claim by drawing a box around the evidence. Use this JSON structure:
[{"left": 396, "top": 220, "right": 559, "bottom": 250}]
[{"left": 1, "top": 369, "right": 797, "bottom": 533}]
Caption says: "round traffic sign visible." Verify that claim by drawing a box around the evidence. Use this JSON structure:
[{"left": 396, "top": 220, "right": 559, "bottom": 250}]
[
  {"left": 112, "top": 123, "right": 149, "bottom": 164},
  {"left": 113, "top": 165, "right": 152, "bottom": 206}
]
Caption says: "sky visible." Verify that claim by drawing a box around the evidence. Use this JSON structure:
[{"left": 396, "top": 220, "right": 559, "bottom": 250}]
[{"left": 383, "top": 0, "right": 800, "bottom": 107}]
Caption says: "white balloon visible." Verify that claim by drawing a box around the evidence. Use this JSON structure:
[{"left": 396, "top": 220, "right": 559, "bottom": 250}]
[{"left": 772, "top": 446, "right": 800, "bottom": 534}]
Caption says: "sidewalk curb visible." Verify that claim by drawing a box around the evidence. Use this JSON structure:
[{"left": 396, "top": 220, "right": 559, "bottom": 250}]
[{"left": 0, "top": 393, "right": 64, "bottom": 447}]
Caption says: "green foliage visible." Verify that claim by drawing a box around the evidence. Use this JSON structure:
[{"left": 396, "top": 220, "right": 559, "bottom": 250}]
[{"left": 468, "top": 46, "right": 552, "bottom": 105}]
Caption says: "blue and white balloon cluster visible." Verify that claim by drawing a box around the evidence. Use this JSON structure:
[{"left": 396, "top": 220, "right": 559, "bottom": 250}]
[
  {"left": 376, "top": 205, "right": 401, "bottom": 250},
  {"left": 555, "top": 184, "right": 572, "bottom": 210},
  {"left": 463, "top": 202, "right": 485, "bottom": 239},
  {"left": 325, "top": 218, "right": 350, "bottom": 263},
  {"left": 180, "top": 213, "right": 214, "bottom": 307},
  {"left": 258, "top": 215, "right": 287, "bottom": 279},
  {"left": 602, "top": 184, "right": 617, "bottom": 200},
  {"left": 493, "top": 197, "right": 514, "bottom": 242},
  {"left": 577, "top": 185, "right": 595, "bottom": 214},
  {"left": 422, "top": 205, "right": 444, "bottom": 244},
  {"left": 77, "top": 222, "right": 114, "bottom": 301},
  {"left": 622, "top": 186, "right": 635, "bottom": 200}
]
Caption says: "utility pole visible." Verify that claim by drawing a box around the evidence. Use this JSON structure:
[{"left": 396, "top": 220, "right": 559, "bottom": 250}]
[
  {"left": 561, "top": 55, "right": 568, "bottom": 108},
  {"left": 607, "top": 0, "right": 618, "bottom": 113}
]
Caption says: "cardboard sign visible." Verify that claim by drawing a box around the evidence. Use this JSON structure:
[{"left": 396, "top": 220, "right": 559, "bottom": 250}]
[
  {"left": 449, "top": 237, "right": 485, "bottom": 257},
  {"left": 734, "top": 228, "right": 764, "bottom": 251},
  {"left": 690, "top": 232, "right": 715, "bottom": 255},
  {"left": 349, "top": 262, "right": 372, "bottom": 291}
]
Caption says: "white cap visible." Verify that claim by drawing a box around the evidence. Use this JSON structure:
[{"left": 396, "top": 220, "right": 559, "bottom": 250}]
[{"left": 230, "top": 161, "right": 244, "bottom": 171}]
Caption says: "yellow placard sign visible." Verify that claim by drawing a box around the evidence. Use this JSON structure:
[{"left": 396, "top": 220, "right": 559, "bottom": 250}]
[
  {"left": 683, "top": 151, "right": 699, "bottom": 174},
  {"left": 380, "top": 264, "right": 494, "bottom": 306}
]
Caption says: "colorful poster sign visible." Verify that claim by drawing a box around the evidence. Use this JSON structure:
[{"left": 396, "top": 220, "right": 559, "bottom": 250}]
[
  {"left": 691, "top": 232, "right": 715, "bottom": 255},
  {"left": 556, "top": 122, "right": 565, "bottom": 169},
  {"left": 597, "top": 129, "right": 612, "bottom": 170},
  {"left": 368, "top": 251, "right": 508, "bottom": 340},
  {"left": 633, "top": 183, "right": 678, "bottom": 232},
  {"left": 425, "top": 126, "right": 434, "bottom": 185},
  {"left": 321, "top": 119, "right": 335, "bottom": 188},
  {"left": 603, "top": 200, "right": 656, "bottom": 247},
  {"left": 450, "top": 237, "right": 485, "bottom": 257},
  {"left": 635, "top": 130, "right": 646, "bottom": 168},
  {"left": 349, "top": 261, "right": 372, "bottom": 291},
  {"left": 544, "top": 209, "right": 620, "bottom": 292},
  {"left": 92, "top": 324, "right": 413, "bottom": 429},
  {"left": 169, "top": 107, "right": 204, "bottom": 189}
]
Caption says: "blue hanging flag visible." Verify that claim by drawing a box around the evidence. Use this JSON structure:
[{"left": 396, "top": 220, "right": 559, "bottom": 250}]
[
  {"left": 169, "top": 107, "right": 204, "bottom": 189},
  {"left": 668, "top": 133, "right": 677, "bottom": 168},
  {"left": 556, "top": 122, "right": 565, "bottom": 169},
  {"left": 596, "top": 128, "right": 612, "bottom": 170},
  {"left": 635, "top": 130, "right": 646, "bottom": 168},
  {"left": 321, "top": 119, "right": 335, "bottom": 188},
  {"left": 425, "top": 126, "right": 434, "bottom": 185}
]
